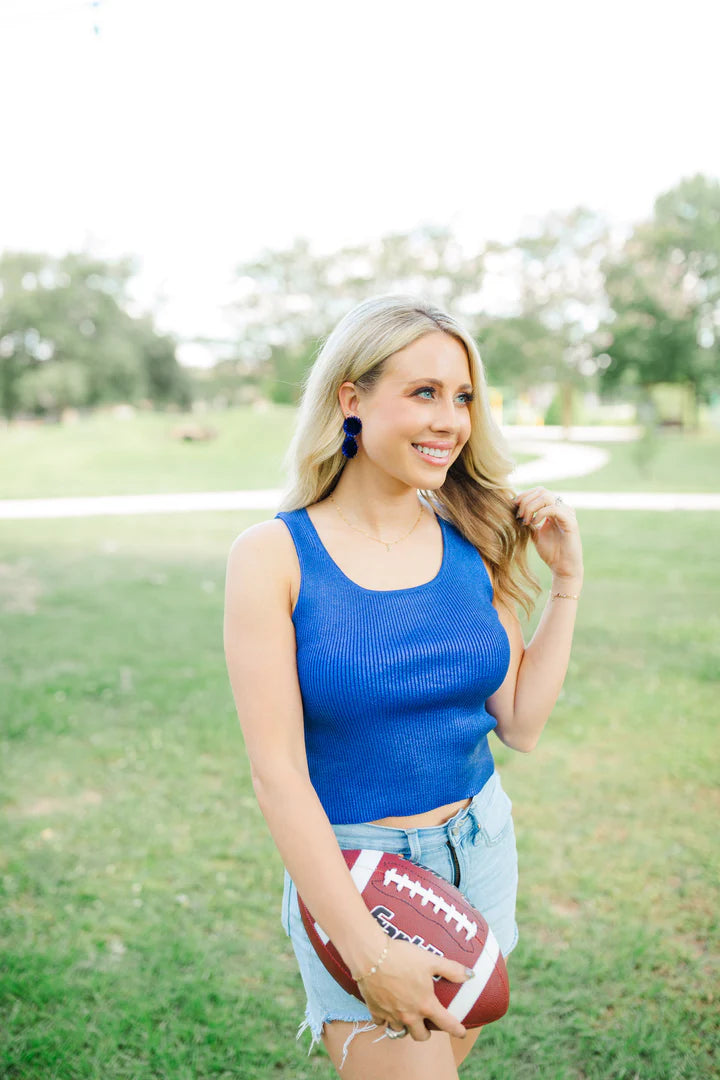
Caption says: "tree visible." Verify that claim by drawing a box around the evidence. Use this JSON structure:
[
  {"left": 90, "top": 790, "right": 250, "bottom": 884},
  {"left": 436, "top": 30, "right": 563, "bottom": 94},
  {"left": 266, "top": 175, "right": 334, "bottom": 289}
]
[
  {"left": 224, "top": 226, "right": 488, "bottom": 402},
  {"left": 484, "top": 207, "right": 614, "bottom": 428},
  {"left": 599, "top": 174, "right": 720, "bottom": 428},
  {"left": 0, "top": 250, "right": 191, "bottom": 420}
]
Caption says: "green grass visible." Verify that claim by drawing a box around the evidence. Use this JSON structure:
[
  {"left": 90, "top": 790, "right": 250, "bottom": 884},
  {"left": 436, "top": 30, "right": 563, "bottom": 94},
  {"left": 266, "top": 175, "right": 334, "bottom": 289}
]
[
  {"left": 9, "top": 407, "right": 720, "bottom": 501},
  {"left": 0, "top": 407, "right": 296, "bottom": 498},
  {"left": 551, "top": 427, "right": 720, "bottom": 493},
  {"left": 1, "top": 498, "right": 718, "bottom": 1078}
]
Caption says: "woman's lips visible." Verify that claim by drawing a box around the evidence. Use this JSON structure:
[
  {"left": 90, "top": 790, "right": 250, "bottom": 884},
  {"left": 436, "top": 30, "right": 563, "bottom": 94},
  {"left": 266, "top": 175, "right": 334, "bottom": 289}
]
[{"left": 411, "top": 443, "right": 451, "bottom": 465}]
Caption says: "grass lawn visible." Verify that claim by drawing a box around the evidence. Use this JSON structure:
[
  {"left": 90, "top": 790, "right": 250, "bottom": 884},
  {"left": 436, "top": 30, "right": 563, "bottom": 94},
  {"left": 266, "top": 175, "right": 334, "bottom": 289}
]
[
  {"left": 5, "top": 407, "right": 718, "bottom": 501},
  {"left": 1, "top": 501, "right": 718, "bottom": 1079},
  {"left": 0, "top": 408, "right": 298, "bottom": 499},
  {"left": 551, "top": 427, "right": 720, "bottom": 494}
]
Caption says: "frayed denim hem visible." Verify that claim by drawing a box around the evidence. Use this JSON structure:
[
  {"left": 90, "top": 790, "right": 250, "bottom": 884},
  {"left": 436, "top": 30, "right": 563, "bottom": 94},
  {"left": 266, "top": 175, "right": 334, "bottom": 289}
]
[
  {"left": 296, "top": 1008, "right": 384, "bottom": 1071},
  {"left": 294, "top": 927, "right": 518, "bottom": 1070}
]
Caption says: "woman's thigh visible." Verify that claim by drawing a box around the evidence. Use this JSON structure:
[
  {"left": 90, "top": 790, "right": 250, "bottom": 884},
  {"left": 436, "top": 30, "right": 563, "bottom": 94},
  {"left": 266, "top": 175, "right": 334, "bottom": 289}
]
[{"left": 321, "top": 1021, "right": 461, "bottom": 1080}]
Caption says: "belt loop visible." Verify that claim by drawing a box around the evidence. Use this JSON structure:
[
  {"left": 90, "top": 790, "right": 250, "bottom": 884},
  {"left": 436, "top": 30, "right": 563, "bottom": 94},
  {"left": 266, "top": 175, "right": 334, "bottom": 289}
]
[
  {"left": 406, "top": 828, "right": 422, "bottom": 862},
  {"left": 467, "top": 770, "right": 498, "bottom": 844},
  {"left": 448, "top": 799, "right": 477, "bottom": 846},
  {"left": 467, "top": 799, "right": 483, "bottom": 846}
]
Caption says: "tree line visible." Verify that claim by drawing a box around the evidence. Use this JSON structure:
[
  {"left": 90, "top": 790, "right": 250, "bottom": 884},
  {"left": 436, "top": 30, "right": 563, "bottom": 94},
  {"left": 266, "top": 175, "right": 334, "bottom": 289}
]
[{"left": 1, "top": 173, "right": 718, "bottom": 426}]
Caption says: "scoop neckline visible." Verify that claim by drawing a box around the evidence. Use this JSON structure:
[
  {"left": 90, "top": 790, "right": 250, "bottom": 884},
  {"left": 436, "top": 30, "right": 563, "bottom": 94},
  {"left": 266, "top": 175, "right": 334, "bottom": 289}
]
[{"left": 300, "top": 504, "right": 449, "bottom": 595}]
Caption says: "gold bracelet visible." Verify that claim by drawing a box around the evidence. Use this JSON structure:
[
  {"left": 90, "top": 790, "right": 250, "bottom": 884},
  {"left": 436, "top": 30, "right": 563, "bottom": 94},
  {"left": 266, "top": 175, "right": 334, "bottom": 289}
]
[
  {"left": 551, "top": 591, "right": 580, "bottom": 600},
  {"left": 352, "top": 943, "right": 389, "bottom": 983}
]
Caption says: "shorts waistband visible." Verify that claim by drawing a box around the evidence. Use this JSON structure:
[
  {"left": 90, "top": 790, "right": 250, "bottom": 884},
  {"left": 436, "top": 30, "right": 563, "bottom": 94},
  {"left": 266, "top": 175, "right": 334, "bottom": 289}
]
[{"left": 330, "top": 769, "right": 501, "bottom": 858}]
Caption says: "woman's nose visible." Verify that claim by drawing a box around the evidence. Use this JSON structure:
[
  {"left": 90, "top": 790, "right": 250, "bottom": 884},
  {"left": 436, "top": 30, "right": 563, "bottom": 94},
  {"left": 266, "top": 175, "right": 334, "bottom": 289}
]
[{"left": 430, "top": 396, "right": 461, "bottom": 431}]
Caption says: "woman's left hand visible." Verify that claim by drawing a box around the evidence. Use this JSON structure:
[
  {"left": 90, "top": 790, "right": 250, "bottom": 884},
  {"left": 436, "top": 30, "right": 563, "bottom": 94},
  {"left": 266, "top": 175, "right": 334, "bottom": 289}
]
[{"left": 513, "top": 487, "right": 584, "bottom": 581}]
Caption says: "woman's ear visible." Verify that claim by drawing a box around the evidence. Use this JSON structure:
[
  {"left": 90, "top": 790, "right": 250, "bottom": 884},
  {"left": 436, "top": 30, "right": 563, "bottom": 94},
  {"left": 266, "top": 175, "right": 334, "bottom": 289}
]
[{"left": 337, "top": 381, "right": 360, "bottom": 417}]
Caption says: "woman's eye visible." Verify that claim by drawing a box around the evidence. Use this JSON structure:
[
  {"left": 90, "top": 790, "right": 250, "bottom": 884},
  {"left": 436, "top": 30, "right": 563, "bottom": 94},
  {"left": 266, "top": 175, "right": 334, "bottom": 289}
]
[{"left": 414, "top": 387, "right": 474, "bottom": 404}]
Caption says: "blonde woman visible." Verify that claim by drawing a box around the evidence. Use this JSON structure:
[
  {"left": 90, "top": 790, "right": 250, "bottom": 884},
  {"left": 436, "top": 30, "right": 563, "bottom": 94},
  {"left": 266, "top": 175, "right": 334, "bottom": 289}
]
[{"left": 223, "top": 295, "right": 584, "bottom": 1079}]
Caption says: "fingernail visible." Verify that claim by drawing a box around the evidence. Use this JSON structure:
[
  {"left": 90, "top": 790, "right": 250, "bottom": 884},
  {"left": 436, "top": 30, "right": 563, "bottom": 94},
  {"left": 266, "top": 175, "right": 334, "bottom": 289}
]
[{"left": 464, "top": 966, "right": 475, "bottom": 977}]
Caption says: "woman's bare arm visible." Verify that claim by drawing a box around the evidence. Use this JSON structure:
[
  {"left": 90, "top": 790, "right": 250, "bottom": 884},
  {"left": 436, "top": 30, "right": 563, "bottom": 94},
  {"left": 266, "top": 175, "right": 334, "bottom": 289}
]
[
  {"left": 486, "top": 576, "right": 583, "bottom": 753},
  {"left": 223, "top": 522, "right": 386, "bottom": 972}
]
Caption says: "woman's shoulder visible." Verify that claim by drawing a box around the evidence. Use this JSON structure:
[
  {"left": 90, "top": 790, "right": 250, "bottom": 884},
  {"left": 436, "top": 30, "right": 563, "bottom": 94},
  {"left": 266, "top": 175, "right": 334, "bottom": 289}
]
[
  {"left": 227, "top": 518, "right": 300, "bottom": 616},
  {"left": 230, "top": 514, "right": 305, "bottom": 566},
  {"left": 231, "top": 514, "right": 289, "bottom": 545}
]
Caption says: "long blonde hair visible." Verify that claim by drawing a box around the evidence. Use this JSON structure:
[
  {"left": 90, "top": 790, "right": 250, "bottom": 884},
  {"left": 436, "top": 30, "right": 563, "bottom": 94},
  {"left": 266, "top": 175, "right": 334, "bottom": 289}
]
[{"left": 277, "top": 294, "right": 541, "bottom": 617}]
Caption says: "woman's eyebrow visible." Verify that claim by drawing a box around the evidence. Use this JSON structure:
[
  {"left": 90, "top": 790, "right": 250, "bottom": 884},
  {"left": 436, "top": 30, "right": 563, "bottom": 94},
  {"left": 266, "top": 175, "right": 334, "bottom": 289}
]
[{"left": 406, "top": 377, "right": 474, "bottom": 391}]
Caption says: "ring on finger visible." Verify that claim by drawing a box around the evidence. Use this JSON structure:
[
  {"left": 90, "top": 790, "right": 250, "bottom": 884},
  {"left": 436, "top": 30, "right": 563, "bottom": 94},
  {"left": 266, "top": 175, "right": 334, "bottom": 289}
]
[
  {"left": 533, "top": 493, "right": 562, "bottom": 519},
  {"left": 386, "top": 1024, "right": 409, "bottom": 1039}
]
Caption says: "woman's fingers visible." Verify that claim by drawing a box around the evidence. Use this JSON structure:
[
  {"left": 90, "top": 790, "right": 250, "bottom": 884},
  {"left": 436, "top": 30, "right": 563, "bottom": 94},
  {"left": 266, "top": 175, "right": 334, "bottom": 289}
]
[
  {"left": 425, "top": 958, "right": 471, "bottom": 1038},
  {"left": 426, "top": 1001, "right": 467, "bottom": 1040},
  {"left": 442, "top": 958, "right": 475, "bottom": 984},
  {"left": 404, "top": 1015, "right": 432, "bottom": 1042},
  {"left": 515, "top": 489, "right": 547, "bottom": 524},
  {"left": 515, "top": 487, "right": 575, "bottom": 528},
  {"left": 362, "top": 946, "right": 472, "bottom": 1041},
  {"left": 386, "top": 1006, "right": 464, "bottom": 1043}
]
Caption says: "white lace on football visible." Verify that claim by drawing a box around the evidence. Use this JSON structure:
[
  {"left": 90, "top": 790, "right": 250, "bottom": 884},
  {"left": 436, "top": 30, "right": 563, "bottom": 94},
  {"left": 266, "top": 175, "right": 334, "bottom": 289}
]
[{"left": 382, "top": 867, "right": 478, "bottom": 942}]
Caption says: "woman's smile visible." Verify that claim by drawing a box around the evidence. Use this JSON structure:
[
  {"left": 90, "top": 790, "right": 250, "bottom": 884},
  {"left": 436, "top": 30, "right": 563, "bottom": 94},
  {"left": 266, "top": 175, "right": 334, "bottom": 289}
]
[{"left": 411, "top": 442, "right": 453, "bottom": 465}]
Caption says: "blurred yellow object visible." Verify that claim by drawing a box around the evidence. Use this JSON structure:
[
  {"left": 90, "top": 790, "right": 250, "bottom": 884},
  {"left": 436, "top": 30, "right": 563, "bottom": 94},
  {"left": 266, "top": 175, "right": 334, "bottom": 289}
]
[{"left": 489, "top": 387, "right": 503, "bottom": 425}]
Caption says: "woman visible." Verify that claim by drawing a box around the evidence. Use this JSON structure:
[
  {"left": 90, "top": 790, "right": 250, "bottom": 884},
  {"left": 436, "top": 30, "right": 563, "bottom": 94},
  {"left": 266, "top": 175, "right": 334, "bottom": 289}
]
[{"left": 223, "top": 295, "right": 584, "bottom": 1079}]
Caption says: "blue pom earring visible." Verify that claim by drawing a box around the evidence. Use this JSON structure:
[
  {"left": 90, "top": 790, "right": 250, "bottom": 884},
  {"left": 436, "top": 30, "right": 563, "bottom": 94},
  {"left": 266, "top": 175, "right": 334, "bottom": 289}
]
[{"left": 341, "top": 415, "right": 362, "bottom": 458}]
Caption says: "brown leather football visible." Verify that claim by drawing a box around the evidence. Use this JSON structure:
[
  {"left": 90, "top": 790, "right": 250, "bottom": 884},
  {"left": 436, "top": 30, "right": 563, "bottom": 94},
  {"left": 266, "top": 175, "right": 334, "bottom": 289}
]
[{"left": 297, "top": 848, "right": 510, "bottom": 1029}]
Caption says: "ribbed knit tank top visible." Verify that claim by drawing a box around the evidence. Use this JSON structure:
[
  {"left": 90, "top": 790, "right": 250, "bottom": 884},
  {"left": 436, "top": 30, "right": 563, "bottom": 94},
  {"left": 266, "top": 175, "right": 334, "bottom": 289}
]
[{"left": 275, "top": 505, "right": 511, "bottom": 825}]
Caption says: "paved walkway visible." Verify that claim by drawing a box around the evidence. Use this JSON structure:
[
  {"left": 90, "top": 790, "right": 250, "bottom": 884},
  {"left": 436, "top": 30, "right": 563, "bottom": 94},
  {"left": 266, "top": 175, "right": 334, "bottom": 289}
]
[
  {"left": 1, "top": 489, "right": 717, "bottom": 519},
  {"left": 2, "top": 429, "right": 717, "bottom": 518}
]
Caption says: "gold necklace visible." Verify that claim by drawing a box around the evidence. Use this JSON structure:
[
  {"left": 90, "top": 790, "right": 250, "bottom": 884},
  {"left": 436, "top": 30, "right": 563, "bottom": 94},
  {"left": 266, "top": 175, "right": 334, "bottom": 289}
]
[{"left": 328, "top": 494, "right": 425, "bottom": 552}]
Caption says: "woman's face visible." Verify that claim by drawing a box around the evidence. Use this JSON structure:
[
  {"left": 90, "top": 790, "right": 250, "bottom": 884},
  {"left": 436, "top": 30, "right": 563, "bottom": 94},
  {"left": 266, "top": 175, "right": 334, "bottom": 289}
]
[{"left": 340, "top": 330, "right": 474, "bottom": 490}]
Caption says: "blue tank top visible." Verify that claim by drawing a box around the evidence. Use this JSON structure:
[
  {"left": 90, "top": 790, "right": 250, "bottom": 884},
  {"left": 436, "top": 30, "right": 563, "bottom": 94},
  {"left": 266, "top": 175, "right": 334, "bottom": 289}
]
[{"left": 275, "top": 505, "right": 511, "bottom": 824}]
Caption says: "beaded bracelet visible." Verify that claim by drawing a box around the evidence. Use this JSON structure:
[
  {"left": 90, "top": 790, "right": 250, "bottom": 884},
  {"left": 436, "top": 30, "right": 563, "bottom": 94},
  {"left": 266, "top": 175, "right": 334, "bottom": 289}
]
[{"left": 353, "top": 943, "right": 389, "bottom": 983}]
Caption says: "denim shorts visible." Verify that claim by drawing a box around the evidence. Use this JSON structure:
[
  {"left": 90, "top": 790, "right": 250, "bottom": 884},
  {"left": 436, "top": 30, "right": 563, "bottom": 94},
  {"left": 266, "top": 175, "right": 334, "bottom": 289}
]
[{"left": 280, "top": 768, "right": 519, "bottom": 1069}]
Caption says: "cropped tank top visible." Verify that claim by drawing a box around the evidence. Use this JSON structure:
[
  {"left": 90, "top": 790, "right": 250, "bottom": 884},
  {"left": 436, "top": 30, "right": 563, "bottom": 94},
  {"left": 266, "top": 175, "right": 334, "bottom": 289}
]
[{"left": 275, "top": 505, "right": 511, "bottom": 824}]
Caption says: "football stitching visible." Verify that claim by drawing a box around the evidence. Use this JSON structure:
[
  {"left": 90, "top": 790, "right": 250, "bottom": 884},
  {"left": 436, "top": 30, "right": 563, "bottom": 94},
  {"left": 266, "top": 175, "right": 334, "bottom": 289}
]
[{"left": 383, "top": 867, "right": 478, "bottom": 942}]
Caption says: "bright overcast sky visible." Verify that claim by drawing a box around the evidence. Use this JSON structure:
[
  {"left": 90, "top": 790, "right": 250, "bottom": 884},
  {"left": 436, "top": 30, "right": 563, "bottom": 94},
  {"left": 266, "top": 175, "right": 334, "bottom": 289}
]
[{"left": 1, "top": 0, "right": 718, "bottom": 354}]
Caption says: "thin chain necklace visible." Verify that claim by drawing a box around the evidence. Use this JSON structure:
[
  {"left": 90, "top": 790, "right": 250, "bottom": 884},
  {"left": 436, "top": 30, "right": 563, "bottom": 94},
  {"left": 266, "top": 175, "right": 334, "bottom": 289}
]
[{"left": 328, "top": 494, "right": 425, "bottom": 552}]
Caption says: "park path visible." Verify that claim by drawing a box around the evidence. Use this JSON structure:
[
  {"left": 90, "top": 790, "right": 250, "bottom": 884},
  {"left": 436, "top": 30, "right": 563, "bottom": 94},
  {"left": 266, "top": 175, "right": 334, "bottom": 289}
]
[
  {"left": 1, "top": 428, "right": 718, "bottom": 518},
  {"left": 1, "top": 490, "right": 717, "bottom": 520}
]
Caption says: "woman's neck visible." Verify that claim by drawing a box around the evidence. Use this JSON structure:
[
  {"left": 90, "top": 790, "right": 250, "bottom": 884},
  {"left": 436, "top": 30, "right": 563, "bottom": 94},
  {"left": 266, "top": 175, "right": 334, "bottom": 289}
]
[{"left": 327, "top": 474, "right": 428, "bottom": 536}]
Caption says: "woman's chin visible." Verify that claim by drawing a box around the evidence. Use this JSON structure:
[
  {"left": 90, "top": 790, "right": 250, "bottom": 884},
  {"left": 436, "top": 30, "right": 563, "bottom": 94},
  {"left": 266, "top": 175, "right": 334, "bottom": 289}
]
[{"left": 416, "top": 472, "right": 447, "bottom": 490}]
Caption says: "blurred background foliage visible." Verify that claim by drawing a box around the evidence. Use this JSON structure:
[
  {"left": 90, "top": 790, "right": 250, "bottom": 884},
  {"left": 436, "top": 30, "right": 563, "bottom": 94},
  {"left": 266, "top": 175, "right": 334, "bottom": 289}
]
[{"left": 2, "top": 173, "right": 719, "bottom": 431}]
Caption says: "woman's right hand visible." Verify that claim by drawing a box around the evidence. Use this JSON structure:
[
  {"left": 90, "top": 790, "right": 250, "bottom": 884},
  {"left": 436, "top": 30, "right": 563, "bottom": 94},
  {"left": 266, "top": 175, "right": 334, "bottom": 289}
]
[{"left": 356, "top": 937, "right": 473, "bottom": 1041}]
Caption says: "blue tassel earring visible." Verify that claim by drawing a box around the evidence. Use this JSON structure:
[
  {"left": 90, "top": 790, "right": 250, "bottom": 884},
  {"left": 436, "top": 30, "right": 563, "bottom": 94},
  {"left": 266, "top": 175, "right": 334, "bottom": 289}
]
[{"left": 341, "top": 415, "right": 362, "bottom": 458}]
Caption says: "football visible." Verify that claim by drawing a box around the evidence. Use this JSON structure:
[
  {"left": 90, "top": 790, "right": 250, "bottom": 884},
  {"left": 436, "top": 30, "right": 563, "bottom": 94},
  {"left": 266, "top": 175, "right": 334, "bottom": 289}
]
[{"left": 297, "top": 848, "right": 509, "bottom": 1029}]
